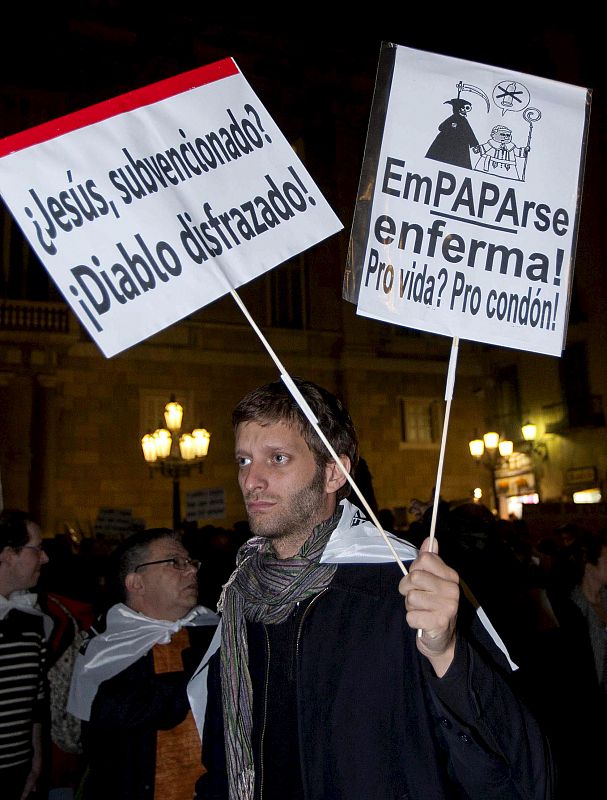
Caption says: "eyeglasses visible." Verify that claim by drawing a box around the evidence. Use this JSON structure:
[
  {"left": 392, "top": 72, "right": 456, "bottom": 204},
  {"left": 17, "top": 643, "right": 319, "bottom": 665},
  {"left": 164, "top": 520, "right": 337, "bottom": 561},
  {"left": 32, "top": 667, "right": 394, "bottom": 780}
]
[
  {"left": 134, "top": 557, "right": 201, "bottom": 572},
  {"left": 19, "top": 544, "right": 45, "bottom": 554}
]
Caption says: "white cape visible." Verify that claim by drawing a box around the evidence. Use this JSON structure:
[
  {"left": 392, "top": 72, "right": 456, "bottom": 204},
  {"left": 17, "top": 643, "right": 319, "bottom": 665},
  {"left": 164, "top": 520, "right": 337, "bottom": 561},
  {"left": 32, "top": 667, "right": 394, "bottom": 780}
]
[
  {"left": 320, "top": 500, "right": 418, "bottom": 564},
  {"left": 67, "top": 602, "right": 219, "bottom": 721}
]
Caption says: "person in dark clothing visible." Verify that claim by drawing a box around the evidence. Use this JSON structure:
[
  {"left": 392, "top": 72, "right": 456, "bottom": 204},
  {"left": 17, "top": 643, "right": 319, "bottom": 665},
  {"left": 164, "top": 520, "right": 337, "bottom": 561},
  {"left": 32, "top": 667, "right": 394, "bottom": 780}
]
[
  {"left": 537, "top": 529, "right": 607, "bottom": 798},
  {"left": 401, "top": 503, "right": 605, "bottom": 799},
  {"left": 426, "top": 98, "right": 479, "bottom": 168},
  {"left": 0, "top": 509, "right": 50, "bottom": 800},
  {"left": 194, "top": 378, "right": 554, "bottom": 800},
  {"left": 68, "top": 528, "right": 218, "bottom": 800}
]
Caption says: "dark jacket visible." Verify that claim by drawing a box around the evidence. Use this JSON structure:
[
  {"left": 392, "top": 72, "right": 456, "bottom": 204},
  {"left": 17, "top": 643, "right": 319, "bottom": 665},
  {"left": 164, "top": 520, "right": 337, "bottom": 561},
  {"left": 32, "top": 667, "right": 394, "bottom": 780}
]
[
  {"left": 83, "top": 624, "right": 216, "bottom": 800},
  {"left": 521, "top": 588, "right": 607, "bottom": 799},
  {"left": 197, "top": 562, "right": 554, "bottom": 800}
]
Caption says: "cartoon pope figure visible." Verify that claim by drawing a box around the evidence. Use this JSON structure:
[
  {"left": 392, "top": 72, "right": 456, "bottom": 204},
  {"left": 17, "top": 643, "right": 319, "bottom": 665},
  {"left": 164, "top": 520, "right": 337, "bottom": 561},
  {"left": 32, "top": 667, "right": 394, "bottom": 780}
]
[{"left": 473, "top": 124, "right": 530, "bottom": 181}]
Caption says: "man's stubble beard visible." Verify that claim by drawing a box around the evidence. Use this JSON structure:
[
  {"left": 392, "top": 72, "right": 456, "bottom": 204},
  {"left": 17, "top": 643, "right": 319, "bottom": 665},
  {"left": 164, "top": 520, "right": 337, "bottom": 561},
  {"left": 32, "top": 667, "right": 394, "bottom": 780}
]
[{"left": 246, "top": 462, "right": 328, "bottom": 541}]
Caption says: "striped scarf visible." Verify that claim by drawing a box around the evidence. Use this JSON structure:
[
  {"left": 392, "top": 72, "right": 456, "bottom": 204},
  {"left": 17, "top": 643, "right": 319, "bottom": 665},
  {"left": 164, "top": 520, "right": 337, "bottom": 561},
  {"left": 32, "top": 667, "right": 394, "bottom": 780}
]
[{"left": 217, "top": 509, "right": 340, "bottom": 800}]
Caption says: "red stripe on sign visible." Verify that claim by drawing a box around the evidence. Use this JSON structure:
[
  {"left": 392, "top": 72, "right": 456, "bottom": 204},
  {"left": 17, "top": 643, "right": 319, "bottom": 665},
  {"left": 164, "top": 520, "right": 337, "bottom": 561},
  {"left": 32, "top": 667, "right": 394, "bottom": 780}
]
[{"left": 0, "top": 58, "right": 240, "bottom": 158}]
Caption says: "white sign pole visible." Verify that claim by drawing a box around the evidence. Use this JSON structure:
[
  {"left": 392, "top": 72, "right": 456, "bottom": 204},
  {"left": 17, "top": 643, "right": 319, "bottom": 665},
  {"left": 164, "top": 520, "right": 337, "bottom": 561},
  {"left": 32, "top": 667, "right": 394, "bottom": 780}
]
[
  {"left": 417, "top": 335, "right": 459, "bottom": 638},
  {"left": 428, "top": 336, "right": 459, "bottom": 551},
  {"left": 222, "top": 271, "right": 409, "bottom": 576}
]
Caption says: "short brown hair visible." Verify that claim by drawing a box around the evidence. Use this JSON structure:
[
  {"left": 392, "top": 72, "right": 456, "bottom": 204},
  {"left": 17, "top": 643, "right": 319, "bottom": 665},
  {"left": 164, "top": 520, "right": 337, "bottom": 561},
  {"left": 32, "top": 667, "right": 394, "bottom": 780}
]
[{"left": 232, "top": 378, "right": 359, "bottom": 501}]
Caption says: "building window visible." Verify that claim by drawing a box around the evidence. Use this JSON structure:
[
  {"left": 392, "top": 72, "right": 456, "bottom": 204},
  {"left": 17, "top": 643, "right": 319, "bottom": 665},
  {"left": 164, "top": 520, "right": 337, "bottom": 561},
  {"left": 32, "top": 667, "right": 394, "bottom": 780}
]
[
  {"left": 268, "top": 256, "right": 307, "bottom": 329},
  {"left": 561, "top": 342, "right": 604, "bottom": 428},
  {"left": 1, "top": 208, "right": 58, "bottom": 301},
  {"left": 399, "top": 397, "right": 441, "bottom": 447},
  {"left": 491, "top": 365, "right": 522, "bottom": 441}
]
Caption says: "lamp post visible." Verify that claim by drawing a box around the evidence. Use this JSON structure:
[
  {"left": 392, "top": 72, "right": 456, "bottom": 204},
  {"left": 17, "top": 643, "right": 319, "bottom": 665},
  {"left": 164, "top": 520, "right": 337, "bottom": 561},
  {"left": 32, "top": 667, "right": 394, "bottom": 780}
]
[
  {"left": 521, "top": 420, "right": 548, "bottom": 461},
  {"left": 468, "top": 431, "right": 514, "bottom": 515},
  {"left": 141, "top": 396, "right": 211, "bottom": 531},
  {"left": 519, "top": 419, "right": 548, "bottom": 502}
]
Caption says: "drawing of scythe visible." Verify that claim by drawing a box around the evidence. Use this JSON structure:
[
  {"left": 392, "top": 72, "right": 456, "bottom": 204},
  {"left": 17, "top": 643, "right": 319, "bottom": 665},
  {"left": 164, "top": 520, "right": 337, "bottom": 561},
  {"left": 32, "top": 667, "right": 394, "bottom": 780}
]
[{"left": 456, "top": 81, "right": 490, "bottom": 113}]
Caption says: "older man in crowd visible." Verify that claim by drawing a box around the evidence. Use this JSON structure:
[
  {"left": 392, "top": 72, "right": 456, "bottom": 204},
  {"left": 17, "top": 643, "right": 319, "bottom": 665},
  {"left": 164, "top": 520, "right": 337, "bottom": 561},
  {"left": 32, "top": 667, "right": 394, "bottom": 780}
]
[{"left": 68, "top": 527, "right": 218, "bottom": 800}]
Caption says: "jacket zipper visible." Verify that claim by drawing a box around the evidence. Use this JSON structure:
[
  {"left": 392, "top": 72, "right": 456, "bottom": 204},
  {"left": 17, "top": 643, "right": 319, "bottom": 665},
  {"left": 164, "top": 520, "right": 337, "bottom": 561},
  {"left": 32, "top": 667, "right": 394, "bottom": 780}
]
[
  {"left": 295, "top": 589, "right": 328, "bottom": 799},
  {"left": 259, "top": 589, "right": 329, "bottom": 800}
]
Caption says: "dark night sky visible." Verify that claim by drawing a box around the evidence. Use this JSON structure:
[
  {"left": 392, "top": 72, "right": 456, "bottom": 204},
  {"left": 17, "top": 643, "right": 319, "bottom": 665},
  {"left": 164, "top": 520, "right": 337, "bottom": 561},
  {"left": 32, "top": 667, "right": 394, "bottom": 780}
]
[
  {"left": 2, "top": 10, "right": 603, "bottom": 184},
  {"left": 2, "top": 9, "right": 602, "bottom": 123},
  {"left": 3, "top": 12, "right": 603, "bottom": 184}
]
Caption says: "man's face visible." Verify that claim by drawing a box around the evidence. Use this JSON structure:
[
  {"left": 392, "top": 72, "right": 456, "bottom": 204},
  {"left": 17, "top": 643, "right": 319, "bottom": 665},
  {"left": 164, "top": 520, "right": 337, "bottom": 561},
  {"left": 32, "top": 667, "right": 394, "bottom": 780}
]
[
  {"left": 235, "top": 420, "right": 336, "bottom": 551},
  {"left": 3, "top": 521, "right": 49, "bottom": 593},
  {"left": 492, "top": 127, "right": 512, "bottom": 144},
  {"left": 132, "top": 537, "right": 199, "bottom": 621}
]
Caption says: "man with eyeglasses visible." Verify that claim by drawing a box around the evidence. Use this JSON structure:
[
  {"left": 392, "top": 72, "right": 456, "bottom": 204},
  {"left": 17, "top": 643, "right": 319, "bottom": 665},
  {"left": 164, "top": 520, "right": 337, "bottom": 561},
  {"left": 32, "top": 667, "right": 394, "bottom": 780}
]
[
  {"left": 0, "top": 509, "right": 51, "bottom": 800},
  {"left": 68, "top": 527, "right": 218, "bottom": 800}
]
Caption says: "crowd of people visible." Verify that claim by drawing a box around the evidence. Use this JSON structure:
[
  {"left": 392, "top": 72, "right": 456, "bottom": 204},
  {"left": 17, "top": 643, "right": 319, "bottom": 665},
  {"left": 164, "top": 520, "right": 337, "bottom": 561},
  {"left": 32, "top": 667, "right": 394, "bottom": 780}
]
[{"left": 1, "top": 378, "right": 606, "bottom": 799}]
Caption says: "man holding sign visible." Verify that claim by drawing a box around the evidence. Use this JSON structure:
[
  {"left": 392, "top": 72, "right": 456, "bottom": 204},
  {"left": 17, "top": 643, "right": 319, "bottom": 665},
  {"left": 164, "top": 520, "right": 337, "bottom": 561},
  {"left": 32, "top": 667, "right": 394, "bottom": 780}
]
[{"left": 195, "top": 378, "right": 552, "bottom": 800}]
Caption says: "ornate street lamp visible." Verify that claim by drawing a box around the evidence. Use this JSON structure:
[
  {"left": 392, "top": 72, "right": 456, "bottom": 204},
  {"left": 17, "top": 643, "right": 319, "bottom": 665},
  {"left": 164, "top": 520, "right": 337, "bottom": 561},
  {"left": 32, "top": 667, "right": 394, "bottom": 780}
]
[
  {"left": 141, "top": 395, "right": 211, "bottom": 530},
  {"left": 468, "top": 430, "right": 514, "bottom": 513},
  {"left": 468, "top": 431, "right": 514, "bottom": 461},
  {"left": 521, "top": 420, "right": 548, "bottom": 461}
]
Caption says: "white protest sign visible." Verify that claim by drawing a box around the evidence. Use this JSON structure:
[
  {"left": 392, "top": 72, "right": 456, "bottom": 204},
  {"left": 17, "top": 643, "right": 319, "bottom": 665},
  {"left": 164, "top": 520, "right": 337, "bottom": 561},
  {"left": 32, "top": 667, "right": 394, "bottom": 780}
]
[
  {"left": 94, "top": 507, "right": 136, "bottom": 538},
  {"left": 345, "top": 44, "right": 590, "bottom": 357},
  {"left": 0, "top": 59, "right": 342, "bottom": 357},
  {"left": 186, "top": 487, "right": 225, "bottom": 522}
]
